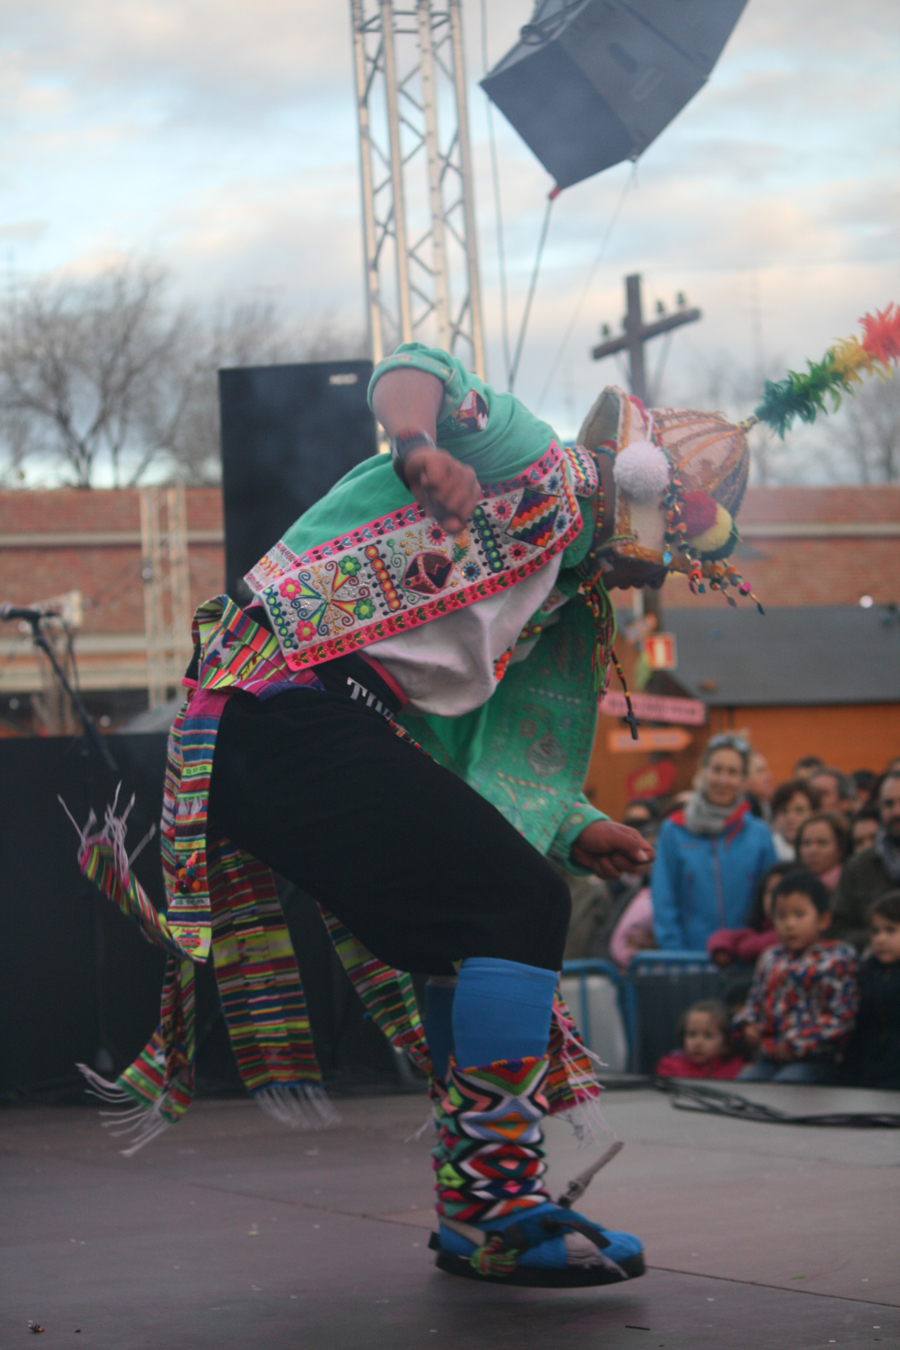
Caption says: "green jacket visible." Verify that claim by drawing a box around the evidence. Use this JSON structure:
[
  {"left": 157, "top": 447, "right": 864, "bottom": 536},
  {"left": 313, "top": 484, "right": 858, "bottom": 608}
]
[{"left": 246, "top": 343, "right": 614, "bottom": 871}]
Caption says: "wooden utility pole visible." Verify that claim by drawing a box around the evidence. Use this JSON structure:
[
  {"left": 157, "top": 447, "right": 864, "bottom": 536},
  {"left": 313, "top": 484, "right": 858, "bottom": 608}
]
[{"left": 591, "top": 273, "right": 700, "bottom": 403}]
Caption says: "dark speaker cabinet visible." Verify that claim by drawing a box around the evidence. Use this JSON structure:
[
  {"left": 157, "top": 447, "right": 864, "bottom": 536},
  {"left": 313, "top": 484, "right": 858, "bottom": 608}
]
[{"left": 218, "top": 360, "right": 377, "bottom": 600}]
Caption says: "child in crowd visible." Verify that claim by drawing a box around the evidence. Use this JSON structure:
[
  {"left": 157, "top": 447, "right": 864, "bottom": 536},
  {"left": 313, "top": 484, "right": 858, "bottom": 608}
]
[
  {"left": 842, "top": 893, "right": 900, "bottom": 1090},
  {"left": 769, "top": 779, "right": 821, "bottom": 861},
  {"left": 734, "top": 868, "right": 858, "bottom": 1083},
  {"left": 656, "top": 1000, "right": 744, "bottom": 1080},
  {"left": 707, "top": 861, "right": 793, "bottom": 966},
  {"left": 609, "top": 886, "right": 656, "bottom": 969}
]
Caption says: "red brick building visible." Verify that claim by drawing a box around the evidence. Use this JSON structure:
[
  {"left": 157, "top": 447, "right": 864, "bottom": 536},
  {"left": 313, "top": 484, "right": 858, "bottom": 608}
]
[
  {"left": 0, "top": 488, "right": 223, "bottom": 730},
  {"left": 2, "top": 486, "right": 898, "bottom": 769}
]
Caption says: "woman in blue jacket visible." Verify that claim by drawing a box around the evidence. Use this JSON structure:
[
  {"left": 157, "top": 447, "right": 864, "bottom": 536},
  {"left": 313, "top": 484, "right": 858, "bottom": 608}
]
[{"left": 652, "top": 734, "right": 778, "bottom": 952}]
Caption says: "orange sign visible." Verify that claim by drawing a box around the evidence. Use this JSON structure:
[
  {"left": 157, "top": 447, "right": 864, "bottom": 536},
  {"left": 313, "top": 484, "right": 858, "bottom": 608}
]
[
  {"left": 608, "top": 726, "right": 692, "bottom": 754},
  {"left": 642, "top": 633, "right": 677, "bottom": 670}
]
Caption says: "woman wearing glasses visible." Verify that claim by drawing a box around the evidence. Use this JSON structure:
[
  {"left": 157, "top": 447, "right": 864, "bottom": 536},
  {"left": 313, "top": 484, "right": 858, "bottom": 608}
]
[{"left": 651, "top": 734, "right": 779, "bottom": 953}]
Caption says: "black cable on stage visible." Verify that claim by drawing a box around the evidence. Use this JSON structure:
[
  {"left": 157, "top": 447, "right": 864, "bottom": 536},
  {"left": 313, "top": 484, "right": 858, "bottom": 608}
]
[{"left": 655, "top": 1078, "right": 900, "bottom": 1128}]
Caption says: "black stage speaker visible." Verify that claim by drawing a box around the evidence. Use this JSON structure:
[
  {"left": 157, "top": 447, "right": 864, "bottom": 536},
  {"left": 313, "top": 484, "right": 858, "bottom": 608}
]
[
  {"left": 219, "top": 359, "right": 377, "bottom": 601},
  {"left": 481, "top": 0, "right": 748, "bottom": 189}
]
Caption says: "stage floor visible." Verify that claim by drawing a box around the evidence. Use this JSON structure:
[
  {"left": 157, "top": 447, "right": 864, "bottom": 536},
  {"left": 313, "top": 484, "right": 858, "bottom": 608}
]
[{"left": 2, "top": 1083, "right": 898, "bottom": 1348}]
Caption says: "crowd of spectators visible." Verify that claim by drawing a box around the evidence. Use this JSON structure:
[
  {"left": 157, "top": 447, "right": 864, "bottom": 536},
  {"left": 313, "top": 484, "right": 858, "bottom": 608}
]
[{"left": 562, "top": 743, "right": 900, "bottom": 1090}]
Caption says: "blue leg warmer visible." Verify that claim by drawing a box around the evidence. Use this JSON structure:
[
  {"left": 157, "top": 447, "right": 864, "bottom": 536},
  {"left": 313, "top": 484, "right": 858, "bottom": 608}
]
[
  {"left": 423, "top": 978, "right": 456, "bottom": 1081},
  {"left": 452, "top": 957, "right": 558, "bottom": 1068}
]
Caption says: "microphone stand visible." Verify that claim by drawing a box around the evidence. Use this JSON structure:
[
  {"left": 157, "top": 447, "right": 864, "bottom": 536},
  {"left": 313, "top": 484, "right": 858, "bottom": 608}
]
[{"left": 22, "top": 612, "right": 119, "bottom": 774}]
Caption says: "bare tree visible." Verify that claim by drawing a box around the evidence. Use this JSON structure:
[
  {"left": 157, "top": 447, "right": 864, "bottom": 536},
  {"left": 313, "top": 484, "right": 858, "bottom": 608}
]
[
  {"left": 0, "top": 263, "right": 179, "bottom": 487},
  {"left": 156, "top": 308, "right": 367, "bottom": 485},
  {"left": 824, "top": 376, "right": 900, "bottom": 484},
  {"left": 0, "top": 262, "right": 366, "bottom": 488}
]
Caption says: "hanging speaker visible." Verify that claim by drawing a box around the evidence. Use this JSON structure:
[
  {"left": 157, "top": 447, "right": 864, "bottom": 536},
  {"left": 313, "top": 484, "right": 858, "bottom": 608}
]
[
  {"left": 218, "top": 360, "right": 376, "bottom": 601},
  {"left": 481, "top": 0, "right": 748, "bottom": 189}
]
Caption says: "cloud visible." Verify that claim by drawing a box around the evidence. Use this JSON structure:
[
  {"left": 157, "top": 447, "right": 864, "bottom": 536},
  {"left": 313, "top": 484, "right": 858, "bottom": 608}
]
[{"left": 2, "top": 0, "right": 898, "bottom": 490}]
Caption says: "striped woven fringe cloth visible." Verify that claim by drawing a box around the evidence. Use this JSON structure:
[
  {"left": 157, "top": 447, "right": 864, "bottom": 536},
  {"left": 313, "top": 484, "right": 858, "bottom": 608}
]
[{"left": 68, "top": 790, "right": 433, "bottom": 1153}]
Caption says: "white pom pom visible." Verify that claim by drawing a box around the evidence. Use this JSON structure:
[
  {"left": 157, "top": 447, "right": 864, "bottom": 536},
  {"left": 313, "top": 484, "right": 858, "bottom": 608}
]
[{"left": 613, "top": 440, "right": 671, "bottom": 502}]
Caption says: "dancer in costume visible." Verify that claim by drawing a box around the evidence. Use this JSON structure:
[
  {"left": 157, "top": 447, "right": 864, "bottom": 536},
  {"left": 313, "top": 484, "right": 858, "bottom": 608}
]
[{"left": 70, "top": 306, "right": 898, "bottom": 1288}]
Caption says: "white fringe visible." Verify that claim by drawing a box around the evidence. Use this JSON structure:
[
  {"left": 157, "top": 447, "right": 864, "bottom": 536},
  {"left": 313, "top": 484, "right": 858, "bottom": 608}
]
[
  {"left": 404, "top": 1114, "right": 434, "bottom": 1144},
  {"left": 58, "top": 784, "right": 155, "bottom": 876},
  {"left": 254, "top": 1084, "right": 341, "bottom": 1131},
  {"left": 551, "top": 1003, "right": 617, "bottom": 1150},
  {"left": 76, "top": 1063, "right": 174, "bottom": 1157},
  {"left": 555, "top": 1096, "right": 615, "bottom": 1152}
]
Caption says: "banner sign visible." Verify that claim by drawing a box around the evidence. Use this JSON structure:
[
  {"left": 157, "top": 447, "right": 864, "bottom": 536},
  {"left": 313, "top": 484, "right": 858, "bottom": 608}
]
[{"left": 599, "top": 690, "right": 706, "bottom": 726}]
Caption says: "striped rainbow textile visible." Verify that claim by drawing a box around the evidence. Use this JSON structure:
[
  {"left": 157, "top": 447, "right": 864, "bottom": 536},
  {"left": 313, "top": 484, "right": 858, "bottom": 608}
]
[
  {"left": 71, "top": 593, "right": 599, "bottom": 1152},
  {"left": 70, "top": 594, "right": 430, "bottom": 1150}
]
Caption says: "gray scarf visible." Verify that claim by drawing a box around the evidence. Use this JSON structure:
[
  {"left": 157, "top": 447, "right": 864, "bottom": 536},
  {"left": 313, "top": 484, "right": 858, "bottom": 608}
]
[
  {"left": 683, "top": 790, "right": 744, "bottom": 837},
  {"left": 875, "top": 826, "right": 900, "bottom": 884}
]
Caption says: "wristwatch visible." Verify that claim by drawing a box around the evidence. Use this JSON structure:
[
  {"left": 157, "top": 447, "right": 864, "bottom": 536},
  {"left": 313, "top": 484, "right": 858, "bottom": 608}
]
[{"left": 390, "top": 429, "right": 436, "bottom": 486}]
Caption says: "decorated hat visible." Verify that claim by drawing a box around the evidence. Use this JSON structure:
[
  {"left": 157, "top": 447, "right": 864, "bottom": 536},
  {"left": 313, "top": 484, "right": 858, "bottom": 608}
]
[
  {"left": 577, "top": 301, "right": 899, "bottom": 608},
  {"left": 577, "top": 385, "right": 755, "bottom": 605}
]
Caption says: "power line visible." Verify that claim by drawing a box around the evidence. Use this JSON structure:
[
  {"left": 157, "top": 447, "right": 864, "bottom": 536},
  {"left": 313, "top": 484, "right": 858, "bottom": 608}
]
[
  {"left": 508, "top": 191, "right": 556, "bottom": 394},
  {"left": 535, "top": 165, "right": 635, "bottom": 414}
]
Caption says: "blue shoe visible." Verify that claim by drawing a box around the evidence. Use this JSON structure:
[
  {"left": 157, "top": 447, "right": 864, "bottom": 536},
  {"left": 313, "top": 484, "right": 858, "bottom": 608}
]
[{"left": 433, "top": 1202, "right": 645, "bottom": 1288}]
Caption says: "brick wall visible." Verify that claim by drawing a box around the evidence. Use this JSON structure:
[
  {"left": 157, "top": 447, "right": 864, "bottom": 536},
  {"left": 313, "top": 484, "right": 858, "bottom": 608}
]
[
  {"left": 0, "top": 488, "right": 224, "bottom": 634},
  {"left": 1, "top": 483, "right": 897, "bottom": 700},
  {"left": 622, "top": 486, "right": 900, "bottom": 609}
]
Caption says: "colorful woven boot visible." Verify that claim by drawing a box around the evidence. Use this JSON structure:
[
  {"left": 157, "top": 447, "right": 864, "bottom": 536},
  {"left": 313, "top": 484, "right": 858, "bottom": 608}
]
[{"left": 428, "top": 958, "right": 644, "bottom": 1288}]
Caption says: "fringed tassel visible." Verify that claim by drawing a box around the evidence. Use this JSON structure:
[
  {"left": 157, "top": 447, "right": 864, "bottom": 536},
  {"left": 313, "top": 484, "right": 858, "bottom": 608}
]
[
  {"left": 253, "top": 1083, "right": 341, "bottom": 1131},
  {"left": 548, "top": 1002, "right": 614, "bottom": 1152},
  {"left": 76, "top": 1063, "right": 175, "bottom": 1157}
]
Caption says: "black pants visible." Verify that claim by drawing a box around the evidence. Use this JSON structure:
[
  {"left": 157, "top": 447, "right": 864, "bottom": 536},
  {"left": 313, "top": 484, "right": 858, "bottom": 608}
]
[{"left": 207, "top": 687, "right": 570, "bottom": 976}]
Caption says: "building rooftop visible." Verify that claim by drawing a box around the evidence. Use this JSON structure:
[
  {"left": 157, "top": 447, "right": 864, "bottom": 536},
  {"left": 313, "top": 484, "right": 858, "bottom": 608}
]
[{"left": 663, "top": 604, "right": 900, "bottom": 707}]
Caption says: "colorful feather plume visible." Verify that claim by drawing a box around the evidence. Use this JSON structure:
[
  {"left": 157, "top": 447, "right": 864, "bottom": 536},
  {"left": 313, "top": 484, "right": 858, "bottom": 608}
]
[{"left": 752, "top": 303, "right": 900, "bottom": 438}]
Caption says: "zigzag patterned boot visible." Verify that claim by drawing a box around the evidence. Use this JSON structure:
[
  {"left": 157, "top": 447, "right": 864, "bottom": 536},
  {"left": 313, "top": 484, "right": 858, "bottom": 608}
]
[{"left": 430, "top": 1052, "right": 645, "bottom": 1287}]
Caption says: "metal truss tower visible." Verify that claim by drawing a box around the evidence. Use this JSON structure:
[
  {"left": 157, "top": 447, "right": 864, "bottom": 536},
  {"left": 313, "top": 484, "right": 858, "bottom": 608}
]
[{"left": 350, "top": 0, "right": 485, "bottom": 376}]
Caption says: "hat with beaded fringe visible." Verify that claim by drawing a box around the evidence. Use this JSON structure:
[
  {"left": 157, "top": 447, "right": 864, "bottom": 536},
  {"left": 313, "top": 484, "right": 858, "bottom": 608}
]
[
  {"left": 577, "top": 385, "right": 756, "bottom": 607},
  {"left": 576, "top": 300, "right": 899, "bottom": 609}
]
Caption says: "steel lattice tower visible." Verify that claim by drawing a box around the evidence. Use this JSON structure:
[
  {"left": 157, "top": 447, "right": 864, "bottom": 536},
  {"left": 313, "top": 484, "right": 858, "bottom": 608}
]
[{"left": 350, "top": 0, "right": 485, "bottom": 376}]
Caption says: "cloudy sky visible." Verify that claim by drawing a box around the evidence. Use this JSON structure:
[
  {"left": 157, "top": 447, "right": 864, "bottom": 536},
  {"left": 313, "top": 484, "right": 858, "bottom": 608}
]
[{"left": 3, "top": 0, "right": 899, "bottom": 478}]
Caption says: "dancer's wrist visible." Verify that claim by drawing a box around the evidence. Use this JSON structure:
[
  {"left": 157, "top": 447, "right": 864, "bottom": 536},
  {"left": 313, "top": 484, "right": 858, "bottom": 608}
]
[{"left": 390, "top": 429, "right": 437, "bottom": 486}]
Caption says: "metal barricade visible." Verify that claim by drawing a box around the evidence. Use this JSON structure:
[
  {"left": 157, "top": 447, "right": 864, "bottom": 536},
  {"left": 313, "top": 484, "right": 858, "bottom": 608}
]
[
  {"left": 626, "top": 950, "right": 723, "bottom": 1074},
  {"left": 560, "top": 959, "right": 633, "bottom": 1073}
]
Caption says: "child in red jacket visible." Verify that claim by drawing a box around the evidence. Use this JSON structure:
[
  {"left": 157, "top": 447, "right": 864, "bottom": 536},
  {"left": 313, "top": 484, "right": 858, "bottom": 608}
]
[
  {"left": 707, "top": 861, "right": 793, "bottom": 967},
  {"left": 655, "top": 999, "right": 744, "bottom": 1080}
]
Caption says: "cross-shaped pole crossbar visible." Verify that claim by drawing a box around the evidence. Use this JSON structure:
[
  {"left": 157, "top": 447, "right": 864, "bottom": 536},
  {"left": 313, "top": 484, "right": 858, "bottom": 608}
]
[{"left": 591, "top": 274, "right": 701, "bottom": 403}]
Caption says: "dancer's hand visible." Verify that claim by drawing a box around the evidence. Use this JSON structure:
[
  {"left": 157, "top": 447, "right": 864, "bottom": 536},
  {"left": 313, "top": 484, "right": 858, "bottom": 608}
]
[
  {"left": 742, "top": 1024, "right": 761, "bottom": 1049},
  {"left": 405, "top": 446, "right": 481, "bottom": 533},
  {"left": 571, "top": 820, "right": 655, "bottom": 881}
]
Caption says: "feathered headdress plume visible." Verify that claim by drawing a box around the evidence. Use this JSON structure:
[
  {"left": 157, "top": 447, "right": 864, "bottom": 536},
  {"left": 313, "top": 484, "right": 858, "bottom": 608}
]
[{"left": 746, "top": 303, "right": 900, "bottom": 438}]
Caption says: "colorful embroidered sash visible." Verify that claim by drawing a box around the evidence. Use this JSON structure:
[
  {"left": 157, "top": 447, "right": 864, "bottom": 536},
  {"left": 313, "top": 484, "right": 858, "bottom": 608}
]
[{"left": 244, "top": 441, "right": 597, "bottom": 669}]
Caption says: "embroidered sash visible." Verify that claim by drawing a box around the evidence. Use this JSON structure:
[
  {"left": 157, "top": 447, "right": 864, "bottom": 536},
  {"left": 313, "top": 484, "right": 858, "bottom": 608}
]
[{"left": 244, "top": 441, "right": 597, "bottom": 669}]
